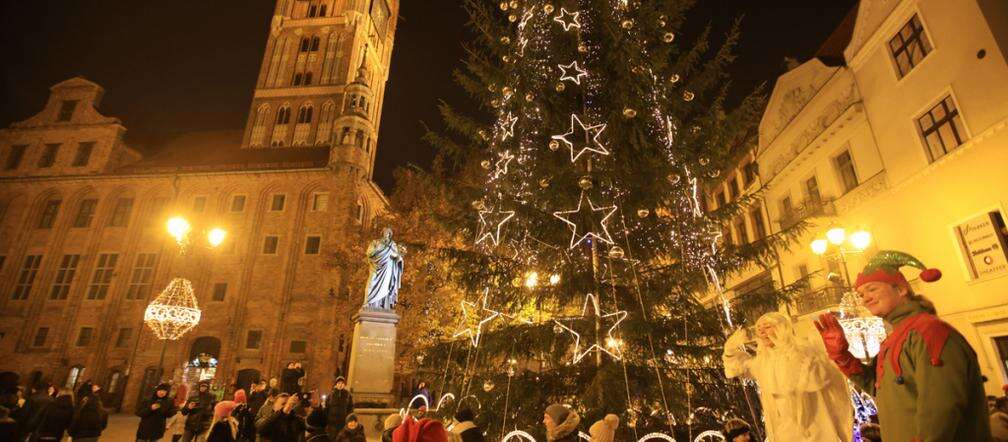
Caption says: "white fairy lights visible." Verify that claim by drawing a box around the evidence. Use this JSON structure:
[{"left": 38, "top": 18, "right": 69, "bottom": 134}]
[
  {"left": 558, "top": 60, "right": 588, "bottom": 84},
  {"left": 551, "top": 114, "right": 609, "bottom": 163},
  {"left": 552, "top": 191, "right": 617, "bottom": 249},
  {"left": 475, "top": 208, "right": 516, "bottom": 247},
  {"left": 553, "top": 293, "right": 628, "bottom": 363},
  {"left": 144, "top": 277, "right": 201, "bottom": 340},
  {"left": 453, "top": 290, "right": 501, "bottom": 347}
]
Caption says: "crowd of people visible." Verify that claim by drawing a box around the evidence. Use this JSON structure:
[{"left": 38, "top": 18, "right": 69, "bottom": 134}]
[{"left": 0, "top": 377, "right": 109, "bottom": 442}]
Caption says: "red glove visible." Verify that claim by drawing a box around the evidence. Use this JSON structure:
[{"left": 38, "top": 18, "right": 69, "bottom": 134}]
[{"left": 814, "top": 313, "right": 864, "bottom": 376}]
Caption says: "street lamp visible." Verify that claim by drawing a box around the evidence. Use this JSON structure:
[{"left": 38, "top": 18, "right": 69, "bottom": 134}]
[
  {"left": 144, "top": 277, "right": 202, "bottom": 380},
  {"left": 166, "top": 215, "right": 228, "bottom": 253}
]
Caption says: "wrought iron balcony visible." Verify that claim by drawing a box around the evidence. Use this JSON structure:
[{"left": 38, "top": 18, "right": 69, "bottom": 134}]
[
  {"left": 793, "top": 285, "right": 845, "bottom": 316},
  {"left": 779, "top": 198, "right": 836, "bottom": 229}
]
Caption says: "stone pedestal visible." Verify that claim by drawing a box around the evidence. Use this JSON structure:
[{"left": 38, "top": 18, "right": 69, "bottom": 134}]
[{"left": 347, "top": 307, "right": 399, "bottom": 405}]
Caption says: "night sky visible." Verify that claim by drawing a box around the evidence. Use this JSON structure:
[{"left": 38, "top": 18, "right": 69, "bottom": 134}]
[{"left": 0, "top": 1, "right": 856, "bottom": 192}]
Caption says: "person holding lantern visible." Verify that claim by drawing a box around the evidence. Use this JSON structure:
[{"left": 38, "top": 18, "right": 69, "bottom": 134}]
[{"left": 815, "top": 250, "right": 991, "bottom": 441}]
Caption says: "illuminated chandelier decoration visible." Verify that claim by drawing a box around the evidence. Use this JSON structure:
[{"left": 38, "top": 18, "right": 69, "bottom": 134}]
[
  {"left": 144, "top": 277, "right": 202, "bottom": 340},
  {"left": 837, "top": 291, "right": 887, "bottom": 360}
]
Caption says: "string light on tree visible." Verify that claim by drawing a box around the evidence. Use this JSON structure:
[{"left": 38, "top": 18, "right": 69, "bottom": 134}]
[
  {"left": 558, "top": 61, "right": 588, "bottom": 85},
  {"left": 453, "top": 289, "right": 501, "bottom": 347},
  {"left": 551, "top": 114, "right": 609, "bottom": 163},
  {"left": 552, "top": 191, "right": 617, "bottom": 249},
  {"left": 553, "top": 8, "right": 581, "bottom": 31},
  {"left": 500, "top": 112, "right": 518, "bottom": 141},
  {"left": 492, "top": 150, "right": 515, "bottom": 179},
  {"left": 553, "top": 293, "right": 628, "bottom": 363},
  {"left": 475, "top": 208, "right": 516, "bottom": 247}
]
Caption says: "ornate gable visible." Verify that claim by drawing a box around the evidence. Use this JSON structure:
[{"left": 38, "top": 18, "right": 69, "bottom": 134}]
[
  {"left": 844, "top": 0, "right": 901, "bottom": 61},
  {"left": 759, "top": 59, "right": 839, "bottom": 149}
]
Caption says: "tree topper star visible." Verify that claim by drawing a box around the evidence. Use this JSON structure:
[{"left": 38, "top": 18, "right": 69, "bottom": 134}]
[
  {"left": 551, "top": 114, "right": 608, "bottom": 163},
  {"left": 491, "top": 150, "right": 514, "bottom": 180},
  {"left": 553, "top": 293, "right": 628, "bottom": 363},
  {"left": 553, "top": 191, "right": 617, "bottom": 249},
  {"left": 475, "top": 208, "right": 515, "bottom": 246},
  {"left": 499, "top": 112, "right": 518, "bottom": 141},
  {"left": 553, "top": 8, "right": 581, "bottom": 31},
  {"left": 453, "top": 290, "right": 501, "bottom": 347},
  {"left": 558, "top": 61, "right": 588, "bottom": 85}
]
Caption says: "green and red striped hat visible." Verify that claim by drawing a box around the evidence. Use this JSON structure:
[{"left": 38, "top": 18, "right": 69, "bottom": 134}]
[{"left": 855, "top": 250, "right": 942, "bottom": 289}]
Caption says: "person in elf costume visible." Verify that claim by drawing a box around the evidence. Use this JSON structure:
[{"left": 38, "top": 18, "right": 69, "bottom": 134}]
[{"left": 814, "top": 250, "right": 991, "bottom": 442}]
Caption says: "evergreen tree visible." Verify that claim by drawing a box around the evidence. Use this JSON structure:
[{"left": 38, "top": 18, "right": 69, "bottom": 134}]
[{"left": 414, "top": 0, "right": 805, "bottom": 439}]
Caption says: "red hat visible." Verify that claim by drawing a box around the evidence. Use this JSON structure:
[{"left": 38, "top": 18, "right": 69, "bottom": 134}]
[
  {"left": 392, "top": 416, "right": 448, "bottom": 442},
  {"left": 233, "top": 389, "right": 247, "bottom": 404},
  {"left": 855, "top": 250, "right": 942, "bottom": 289},
  {"left": 214, "top": 401, "right": 237, "bottom": 419}
]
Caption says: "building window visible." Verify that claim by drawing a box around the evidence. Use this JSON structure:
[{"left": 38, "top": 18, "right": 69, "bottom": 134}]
[
  {"left": 86, "top": 253, "right": 118, "bottom": 300},
  {"left": 804, "top": 175, "right": 821, "bottom": 203},
  {"left": 193, "top": 196, "right": 207, "bottom": 213},
  {"left": 714, "top": 191, "right": 728, "bottom": 210},
  {"left": 297, "top": 105, "right": 313, "bottom": 124},
  {"left": 76, "top": 327, "right": 93, "bottom": 346},
  {"left": 49, "top": 254, "right": 80, "bottom": 300},
  {"left": 779, "top": 195, "right": 794, "bottom": 220},
  {"left": 750, "top": 207, "right": 767, "bottom": 240},
  {"left": 12, "top": 255, "right": 42, "bottom": 300},
  {"left": 311, "top": 193, "right": 329, "bottom": 212},
  {"left": 734, "top": 218, "right": 749, "bottom": 245},
  {"left": 73, "top": 199, "right": 98, "bottom": 228},
  {"left": 354, "top": 202, "right": 364, "bottom": 223},
  {"left": 299, "top": 37, "right": 311, "bottom": 52},
  {"left": 5, "top": 145, "right": 27, "bottom": 170},
  {"left": 212, "top": 282, "right": 228, "bottom": 301},
  {"left": 126, "top": 253, "right": 158, "bottom": 300},
  {"left": 115, "top": 328, "right": 132, "bottom": 348},
  {"left": 889, "top": 15, "right": 932, "bottom": 78},
  {"left": 918, "top": 95, "right": 967, "bottom": 162},
  {"left": 108, "top": 198, "right": 133, "bottom": 227},
  {"left": 72, "top": 142, "right": 94, "bottom": 167},
  {"left": 38, "top": 199, "right": 62, "bottom": 229},
  {"left": 145, "top": 197, "right": 169, "bottom": 226},
  {"left": 32, "top": 327, "right": 48, "bottom": 347},
  {"left": 246, "top": 330, "right": 262, "bottom": 349},
  {"left": 57, "top": 100, "right": 78, "bottom": 122},
  {"left": 290, "top": 340, "right": 307, "bottom": 353},
  {"left": 38, "top": 143, "right": 60, "bottom": 168},
  {"left": 743, "top": 161, "right": 758, "bottom": 187},
  {"left": 310, "top": 36, "right": 320, "bottom": 51},
  {"left": 834, "top": 150, "right": 859, "bottom": 193},
  {"left": 230, "top": 195, "right": 246, "bottom": 213},
  {"left": 728, "top": 176, "right": 741, "bottom": 201},
  {"left": 276, "top": 107, "right": 291, "bottom": 125},
  {"left": 262, "top": 236, "right": 279, "bottom": 254},
  {"left": 305, "top": 236, "right": 321, "bottom": 254},
  {"left": 64, "top": 366, "right": 83, "bottom": 389},
  {"left": 270, "top": 194, "right": 286, "bottom": 211}
]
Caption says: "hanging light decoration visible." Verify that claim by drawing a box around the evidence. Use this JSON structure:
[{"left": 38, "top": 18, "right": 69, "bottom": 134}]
[
  {"left": 837, "top": 291, "right": 887, "bottom": 360},
  {"left": 145, "top": 278, "right": 202, "bottom": 340}
]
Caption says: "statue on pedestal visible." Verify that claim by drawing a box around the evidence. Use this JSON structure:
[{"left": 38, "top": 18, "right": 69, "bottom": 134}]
[{"left": 363, "top": 228, "right": 403, "bottom": 310}]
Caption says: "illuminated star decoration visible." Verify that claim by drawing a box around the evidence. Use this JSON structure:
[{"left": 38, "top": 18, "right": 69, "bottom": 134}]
[
  {"left": 553, "top": 191, "right": 617, "bottom": 249},
  {"left": 491, "top": 150, "right": 514, "bottom": 180},
  {"left": 553, "top": 293, "right": 628, "bottom": 363},
  {"left": 553, "top": 8, "right": 581, "bottom": 31},
  {"left": 499, "top": 112, "right": 518, "bottom": 141},
  {"left": 475, "top": 208, "right": 515, "bottom": 247},
  {"left": 453, "top": 289, "right": 501, "bottom": 347},
  {"left": 551, "top": 114, "right": 608, "bottom": 163},
  {"left": 558, "top": 61, "right": 588, "bottom": 85}
]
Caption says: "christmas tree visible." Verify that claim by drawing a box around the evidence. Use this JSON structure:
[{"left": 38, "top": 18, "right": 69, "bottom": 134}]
[{"left": 412, "top": 0, "right": 806, "bottom": 439}]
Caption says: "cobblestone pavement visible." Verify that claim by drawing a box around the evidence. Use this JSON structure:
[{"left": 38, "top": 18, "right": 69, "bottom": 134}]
[{"left": 101, "top": 413, "right": 140, "bottom": 441}]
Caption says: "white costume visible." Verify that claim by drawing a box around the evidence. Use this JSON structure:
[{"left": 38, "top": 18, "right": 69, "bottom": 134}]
[{"left": 722, "top": 312, "right": 852, "bottom": 441}]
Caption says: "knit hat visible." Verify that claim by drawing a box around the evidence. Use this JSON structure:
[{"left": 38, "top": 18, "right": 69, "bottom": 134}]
[
  {"left": 544, "top": 404, "right": 570, "bottom": 426},
  {"left": 392, "top": 416, "right": 449, "bottom": 442},
  {"left": 214, "top": 400, "right": 237, "bottom": 419},
  {"left": 233, "top": 389, "right": 247, "bottom": 404},
  {"left": 454, "top": 407, "right": 474, "bottom": 423},
  {"left": 154, "top": 383, "right": 171, "bottom": 394},
  {"left": 723, "top": 418, "right": 750, "bottom": 440},
  {"left": 588, "top": 414, "right": 619, "bottom": 442},
  {"left": 855, "top": 250, "right": 941, "bottom": 289},
  {"left": 384, "top": 413, "right": 404, "bottom": 430},
  {"left": 335, "top": 376, "right": 347, "bottom": 385},
  {"left": 346, "top": 414, "right": 359, "bottom": 423}
]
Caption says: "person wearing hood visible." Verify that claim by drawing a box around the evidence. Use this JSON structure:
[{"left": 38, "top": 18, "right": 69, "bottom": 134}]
[
  {"left": 255, "top": 393, "right": 306, "bottom": 441},
  {"left": 230, "top": 389, "right": 257, "bottom": 442},
  {"left": 333, "top": 413, "right": 366, "bottom": 442},
  {"left": 23, "top": 382, "right": 55, "bottom": 437},
  {"left": 815, "top": 251, "right": 991, "bottom": 441},
  {"left": 167, "top": 384, "right": 190, "bottom": 442},
  {"left": 181, "top": 381, "right": 217, "bottom": 442},
  {"left": 202, "top": 400, "right": 240, "bottom": 442},
  {"left": 324, "top": 376, "right": 354, "bottom": 439},
  {"left": 542, "top": 404, "right": 580, "bottom": 442},
  {"left": 587, "top": 414, "right": 618, "bottom": 442},
  {"left": 392, "top": 415, "right": 448, "bottom": 442},
  {"left": 137, "top": 383, "right": 179, "bottom": 441},
  {"left": 27, "top": 388, "right": 74, "bottom": 441},
  {"left": 381, "top": 413, "right": 403, "bottom": 442},
  {"left": 68, "top": 382, "right": 107, "bottom": 442},
  {"left": 723, "top": 311, "right": 852, "bottom": 441},
  {"left": 281, "top": 362, "right": 305, "bottom": 395},
  {"left": 721, "top": 418, "right": 752, "bottom": 442},
  {"left": 449, "top": 408, "right": 483, "bottom": 442}
]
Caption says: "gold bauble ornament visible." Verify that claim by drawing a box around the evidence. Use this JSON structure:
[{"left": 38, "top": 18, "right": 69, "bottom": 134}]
[
  {"left": 670, "top": 74, "right": 680, "bottom": 83},
  {"left": 525, "top": 92, "right": 535, "bottom": 102},
  {"left": 500, "top": 1, "right": 508, "bottom": 11},
  {"left": 508, "top": 14, "right": 518, "bottom": 22},
  {"left": 577, "top": 43, "right": 588, "bottom": 53},
  {"left": 621, "top": 19, "right": 633, "bottom": 29},
  {"left": 548, "top": 139, "right": 560, "bottom": 151},
  {"left": 502, "top": 55, "right": 511, "bottom": 63},
  {"left": 539, "top": 178, "right": 550, "bottom": 188},
  {"left": 608, "top": 245, "right": 625, "bottom": 259},
  {"left": 483, "top": 379, "right": 495, "bottom": 392},
  {"left": 555, "top": 82, "right": 566, "bottom": 92},
  {"left": 623, "top": 108, "right": 637, "bottom": 118},
  {"left": 481, "top": 160, "right": 492, "bottom": 169},
  {"left": 553, "top": 322, "right": 564, "bottom": 333},
  {"left": 488, "top": 84, "right": 497, "bottom": 92},
  {"left": 683, "top": 90, "right": 694, "bottom": 101},
  {"left": 663, "top": 32, "right": 675, "bottom": 43},
  {"left": 512, "top": 276, "right": 523, "bottom": 287},
  {"left": 659, "top": 19, "right": 667, "bottom": 27},
  {"left": 637, "top": 209, "right": 650, "bottom": 218},
  {"left": 472, "top": 200, "right": 486, "bottom": 210},
  {"left": 578, "top": 175, "right": 592, "bottom": 190},
  {"left": 691, "top": 125, "right": 701, "bottom": 134},
  {"left": 544, "top": 4, "right": 554, "bottom": 14},
  {"left": 667, "top": 173, "right": 681, "bottom": 184},
  {"left": 708, "top": 170, "right": 720, "bottom": 178},
  {"left": 501, "top": 86, "right": 513, "bottom": 97},
  {"left": 477, "top": 129, "right": 488, "bottom": 140},
  {"left": 501, "top": 36, "right": 511, "bottom": 45},
  {"left": 699, "top": 157, "right": 710, "bottom": 166},
  {"left": 509, "top": 0, "right": 519, "bottom": 8}
]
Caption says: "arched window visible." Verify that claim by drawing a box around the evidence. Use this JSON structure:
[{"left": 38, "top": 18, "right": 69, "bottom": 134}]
[
  {"left": 250, "top": 105, "right": 270, "bottom": 147},
  {"left": 297, "top": 105, "right": 313, "bottom": 124},
  {"left": 341, "top": 127, "right": 352, "bottom": 144},
  {"left": 354, "top": 130, "right": 365, "bottom": 148},
  {"left": 292, "top": 73, "right": 303, "bottom": 86},
  {"left": 65, "top": 365, "right": 84, "bottom": 389},
  {"left": 310, "top": 36, "right": 320, "bottom": 52},
  {"left": 307, "top": 4, "right": 318, "bottom": 17},
  {"left": 315, "top": 101, "right": 336, "bottom": 144},
  {"left": 319, "top": 4, "right": 327, "bottom": 16},
  {"left": 299, "top": 37, "right": 310, "bottom": 52},
  {"left": 304, "top": 72, "right": 313, "bottom": 85},
  {"left": 276, "top": 106, "right": 291, "bottom": 124},
  {"left": 349, "top": 95, "right": 358, "bottom": 109}
]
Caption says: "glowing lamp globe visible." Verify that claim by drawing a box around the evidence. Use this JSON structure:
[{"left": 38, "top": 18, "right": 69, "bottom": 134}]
[
  {"left": 826, "top": 227, "right": 846, "bottom": 245},
  {"left": 166, "top": 217, "right": 191, "bottom": 244},
  {"left": 849, "top": 230, "right": 872, "bottom": 250},
  {"left": 207, "top": 228, "right": 227, "bottom": 248},
  {"left": 549, "top": 274, "right": 561, "bottom": 285},
  {"left": 811, "top": 239, "right": 829, "bottom": 255},
  {"left": 145, "top": 278, "right": 202, "bottom": 341},
  {"left": 524, "top": 271, "right": 539, "bottom": 288}
]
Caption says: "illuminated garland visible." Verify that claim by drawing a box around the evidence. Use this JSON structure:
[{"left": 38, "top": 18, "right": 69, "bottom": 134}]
[{"left": 144, "top": 277, "right": 201, "bottom": 340}]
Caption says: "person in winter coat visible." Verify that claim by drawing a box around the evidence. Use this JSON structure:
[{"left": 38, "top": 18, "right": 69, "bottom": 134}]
[
  {"left": 723, "top": 311, "right": 852, "bottom": 441},
  {"left": 392, "top": 416, "right": 448, "bottom": 442},
  {"left": 231, "top": 389, "right": 257, "bottom": 442},
  {"left": 587, "top": 414, "right": 618, "bottom": 442},
  {"left": 449, "top": 408, "right": 483, "bottom": 442},
  {"left": 23, "top": 382, "right": 55, "bottom": 436},
  {"left": 68, "top": 382, "right": 108, "bottom": 442},
  {"left": 304, "top": 398, "right": 329, "bottom": 441},
  {"left": 381, "top": 413, "right": 403, "bottom": 442},
  {"left": 28, "top": 389, "right": 74, "bottom": 441},
  {"left": 333, "top": 414, "right": 366, "bottom": 442},
  {"left": 137, "top": 383, "right": 180, "bottom": 441},
  {"left": 992, "top": 396, "right": 1008, "bottom": 442},
  {"left": 411, "top": 382, "right": 432, "bottom": 409},
  {"left": 255, "top": 393, "right": 306, "bottom": 441},
  {"left": 721, "top": 418, "right": 751, "bottom": 442},
  {"left": 202, "top": 401, "right": 240, "bottom": 442},
  {"left": 181, "top": 381, "right": 218, "bottom": 442},
  {"left": 325, "top": 376, "right": 354, "bottom": 439},
  {"left": 0, "top": 405, "right": 19, "bottom": 441},
  {"left": 815, "top": 250, "right": 992, "bottom": 442},
  {"left": 281, "top": 362, "right": 305, "bottom": 395},
  {"left": 167, "top": 384, "right": 190, "bottom": 442},
  {"left": 542, "top": 404, "right": 580, "bottom": 442}
]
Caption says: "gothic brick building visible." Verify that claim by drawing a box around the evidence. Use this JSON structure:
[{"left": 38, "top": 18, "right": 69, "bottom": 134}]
[{"left": 0, "top": 0, "right": 399, "bottom": 411}]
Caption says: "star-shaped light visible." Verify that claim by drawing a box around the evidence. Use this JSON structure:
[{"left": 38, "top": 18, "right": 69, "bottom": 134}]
[
  {"left": 491, "top": 150, "right": 514, "bottom": 180},
  {"left": 558, "top": 61, "right": 588, "bottom": 85},
  {"left": 553, "top": 191, "right": 617, "bottom": 249},
  {"left": 553, "top": 8, "right": 581, "bottom": 31},
  {"left": 453, "top": 290, "right": 501, "bottom": 347},
  {"left": 499, "top": 112, "right": 518, "bottom": 141},
  {"left": 475, "top": 208, "right": 515, "bottom": 246},
  {"left": 551, "top": 114, "right": 608, "bottom": 163},
  {"left": 553, "top": 293, "right": 628, "bottom": 363}
]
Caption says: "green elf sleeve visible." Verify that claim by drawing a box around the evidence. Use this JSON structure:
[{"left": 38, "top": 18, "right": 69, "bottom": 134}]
[{"left": 911, "top": 331, "right": 971, "bottom": 441}]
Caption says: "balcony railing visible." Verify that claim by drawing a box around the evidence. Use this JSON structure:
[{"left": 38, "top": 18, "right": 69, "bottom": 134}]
[
  {"left": 779, "top": 198, "right": 836, "bottom": 229},
  {"left": 793, "top": 285, "right": 845, "bottom": 316}
]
